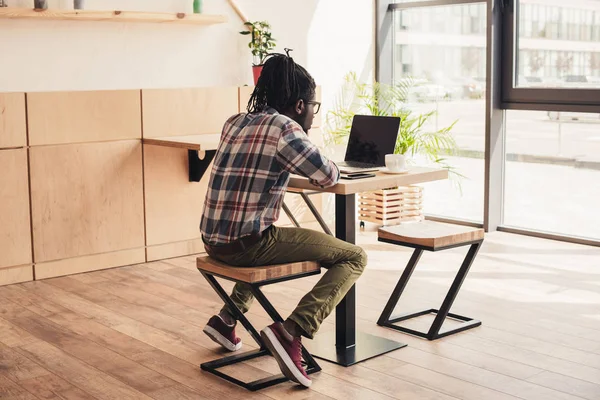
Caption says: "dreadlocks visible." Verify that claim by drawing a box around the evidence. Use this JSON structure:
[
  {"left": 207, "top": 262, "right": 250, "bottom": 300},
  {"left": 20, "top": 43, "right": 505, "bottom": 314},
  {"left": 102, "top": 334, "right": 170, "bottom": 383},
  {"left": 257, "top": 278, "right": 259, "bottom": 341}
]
[{"left": 247, "top": 52, "right": 316, "bottom": 114}]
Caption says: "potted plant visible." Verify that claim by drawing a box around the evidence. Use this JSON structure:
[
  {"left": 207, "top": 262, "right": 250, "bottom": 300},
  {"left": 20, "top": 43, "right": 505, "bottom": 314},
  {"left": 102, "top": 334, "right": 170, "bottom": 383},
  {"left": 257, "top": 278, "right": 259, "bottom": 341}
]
[
  {"left": 239, "top": 21, "right": 276, "bottom": 85},
  {"left": 325, "top": 72, "right": 461, "bottom": 226}
]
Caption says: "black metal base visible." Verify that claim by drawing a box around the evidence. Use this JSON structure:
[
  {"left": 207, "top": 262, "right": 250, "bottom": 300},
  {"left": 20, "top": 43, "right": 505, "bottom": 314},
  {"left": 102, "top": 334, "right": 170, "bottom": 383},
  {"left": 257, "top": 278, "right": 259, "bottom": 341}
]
[
  {"left": 377, "top": 242, "right": 483, "bottom": 341},
  {"left": 381, "top": 308, "right": 481, "bottom": 340},
  {"left": 199, "top": 271, "right": 322, "bottom": 391},
  {"left": 201, "top": 348, "right": 321, "bottom": 391},
  {"left": 305, "top": 330, "right": 406, "bottom": 367}
]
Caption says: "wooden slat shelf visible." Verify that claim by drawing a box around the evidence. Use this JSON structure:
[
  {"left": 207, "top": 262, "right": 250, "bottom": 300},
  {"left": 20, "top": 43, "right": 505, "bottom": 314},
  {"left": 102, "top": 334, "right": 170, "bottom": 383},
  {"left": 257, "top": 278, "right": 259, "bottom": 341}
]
[{"left": 0, "top": 8, "right": 228, "bottom": 25}]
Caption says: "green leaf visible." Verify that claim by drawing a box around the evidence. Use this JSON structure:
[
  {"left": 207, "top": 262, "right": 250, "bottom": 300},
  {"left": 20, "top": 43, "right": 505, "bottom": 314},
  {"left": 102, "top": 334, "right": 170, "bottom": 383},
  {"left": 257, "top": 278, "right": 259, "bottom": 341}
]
[
  {"left": 239, "top": 31, "right": 251, "bottom": 35},
  {"left": 324, "top": 71, "right": 462, "bottom": 182}
]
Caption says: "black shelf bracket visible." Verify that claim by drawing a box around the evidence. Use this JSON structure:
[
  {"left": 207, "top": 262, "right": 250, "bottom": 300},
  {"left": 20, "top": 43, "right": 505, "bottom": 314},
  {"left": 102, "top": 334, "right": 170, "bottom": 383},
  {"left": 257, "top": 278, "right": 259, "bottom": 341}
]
[{"left": 188, "top": 149, "right": 216, "bottom": 182}]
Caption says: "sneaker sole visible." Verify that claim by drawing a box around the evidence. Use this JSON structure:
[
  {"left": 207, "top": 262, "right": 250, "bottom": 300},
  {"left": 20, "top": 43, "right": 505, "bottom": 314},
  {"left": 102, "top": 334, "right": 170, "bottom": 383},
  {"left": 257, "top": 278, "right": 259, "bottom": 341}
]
[
  {"left": 203, "top": 325, "right": 242, "bottom": 352},
  {"left": 261, "top": 327, "right": 312, "bottom": 388}
]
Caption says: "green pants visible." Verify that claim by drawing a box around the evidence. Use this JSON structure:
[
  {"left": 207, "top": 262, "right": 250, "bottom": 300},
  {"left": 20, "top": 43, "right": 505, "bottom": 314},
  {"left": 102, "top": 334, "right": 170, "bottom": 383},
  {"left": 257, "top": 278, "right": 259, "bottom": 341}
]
[{"left": 208, "top": 225, "right": 367, "bottom": 339}]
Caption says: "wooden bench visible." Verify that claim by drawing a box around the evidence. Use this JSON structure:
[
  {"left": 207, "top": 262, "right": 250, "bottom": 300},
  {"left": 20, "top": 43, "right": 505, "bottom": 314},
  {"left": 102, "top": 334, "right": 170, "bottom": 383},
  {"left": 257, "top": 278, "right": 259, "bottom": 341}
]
[
  {"left": 197, "top": 256, "right": 322, "bottom": 391},
  {"left": 377, "top": 220, "right": 484, "bottom": 340}
]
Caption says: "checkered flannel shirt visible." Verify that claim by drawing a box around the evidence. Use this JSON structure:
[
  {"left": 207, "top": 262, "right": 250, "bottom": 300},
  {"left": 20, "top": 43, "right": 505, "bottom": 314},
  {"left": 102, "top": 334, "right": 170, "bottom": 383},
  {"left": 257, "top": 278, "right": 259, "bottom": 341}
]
[{"left": 200, "top": 108, "right": 340, "bottom": 245}]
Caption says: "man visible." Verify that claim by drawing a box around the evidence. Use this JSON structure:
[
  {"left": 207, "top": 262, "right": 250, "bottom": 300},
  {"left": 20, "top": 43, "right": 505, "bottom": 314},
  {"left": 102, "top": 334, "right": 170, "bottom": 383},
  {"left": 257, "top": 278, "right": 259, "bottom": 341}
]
[{"left": 200, "top": 53, "right": 367, "bottom": 388}]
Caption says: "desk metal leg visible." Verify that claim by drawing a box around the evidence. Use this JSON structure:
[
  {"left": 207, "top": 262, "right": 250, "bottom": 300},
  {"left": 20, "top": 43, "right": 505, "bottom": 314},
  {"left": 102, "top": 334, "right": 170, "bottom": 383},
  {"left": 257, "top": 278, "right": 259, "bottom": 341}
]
[{"left": 305, "top": 194, "right": 406, "bottom": 366}]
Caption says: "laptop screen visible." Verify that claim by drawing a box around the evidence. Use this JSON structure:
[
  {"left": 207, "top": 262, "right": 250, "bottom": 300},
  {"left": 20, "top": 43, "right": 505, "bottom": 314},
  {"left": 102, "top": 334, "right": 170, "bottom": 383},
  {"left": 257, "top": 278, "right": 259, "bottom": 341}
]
[{"left": 344, "top": 115, "right": 401, "bottom": 166}]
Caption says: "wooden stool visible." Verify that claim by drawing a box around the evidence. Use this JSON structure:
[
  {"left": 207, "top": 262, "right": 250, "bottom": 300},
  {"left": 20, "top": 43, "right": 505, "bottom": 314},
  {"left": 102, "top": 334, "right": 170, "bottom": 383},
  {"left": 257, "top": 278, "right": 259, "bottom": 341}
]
[
  {"left": 377, "top": 221, "right": 484, "bottom": 340},
  {"left": 197, "top": 256, "right": 322, "bottom": 391}
]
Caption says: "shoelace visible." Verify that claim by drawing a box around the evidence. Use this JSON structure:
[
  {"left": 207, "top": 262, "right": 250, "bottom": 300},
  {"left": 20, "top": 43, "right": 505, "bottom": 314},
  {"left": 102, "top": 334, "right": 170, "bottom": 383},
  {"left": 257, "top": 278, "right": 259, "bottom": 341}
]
[{"left": 294, "top": 339, "right": 309, "bottom": 368}]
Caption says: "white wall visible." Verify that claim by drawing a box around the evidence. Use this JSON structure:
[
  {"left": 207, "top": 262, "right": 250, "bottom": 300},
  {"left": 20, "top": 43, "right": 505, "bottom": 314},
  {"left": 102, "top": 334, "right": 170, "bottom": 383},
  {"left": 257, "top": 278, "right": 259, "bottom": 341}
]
[{"left": 0, "top": 0, "right": 374, "bottom": 114}]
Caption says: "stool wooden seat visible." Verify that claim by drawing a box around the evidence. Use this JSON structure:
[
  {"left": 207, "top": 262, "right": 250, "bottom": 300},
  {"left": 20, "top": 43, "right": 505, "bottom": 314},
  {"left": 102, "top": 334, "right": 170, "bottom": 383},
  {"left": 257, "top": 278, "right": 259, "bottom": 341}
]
[
  {"left": 378, "top": 220, "right": 484, "bottom": 250},
  {"left": 197, "top": 256, "right": 322, "bottom": 391},
  {"left": 377, "top": 221, "right": 484, "bottom": 340},
  {"left": 197, "top": 256, "right": 320, "bottom": 284}
]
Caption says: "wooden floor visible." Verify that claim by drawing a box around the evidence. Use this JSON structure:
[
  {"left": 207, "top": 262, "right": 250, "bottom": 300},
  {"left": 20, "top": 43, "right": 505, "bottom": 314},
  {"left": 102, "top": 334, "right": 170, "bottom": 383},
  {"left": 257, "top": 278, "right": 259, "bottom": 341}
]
[{"left": 1, "top": 229, "right": 599, "bottom": 400}]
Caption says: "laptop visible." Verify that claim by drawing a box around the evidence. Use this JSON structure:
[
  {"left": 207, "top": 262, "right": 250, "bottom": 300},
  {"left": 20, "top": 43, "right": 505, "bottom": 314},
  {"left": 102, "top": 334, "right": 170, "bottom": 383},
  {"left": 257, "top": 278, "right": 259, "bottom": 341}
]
[{"left": 336, "top": 115, "right": 401, "bottom": 174}]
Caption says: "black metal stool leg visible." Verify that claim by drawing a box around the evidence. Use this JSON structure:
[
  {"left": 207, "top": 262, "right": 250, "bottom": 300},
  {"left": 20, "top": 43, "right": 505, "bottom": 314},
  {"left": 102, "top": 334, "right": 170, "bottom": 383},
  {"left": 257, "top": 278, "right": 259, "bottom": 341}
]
[
  {"left": 200, "top": 272, "right": 321, "bottom": 390},
  {"left": 200, "top": 272, "right": 289, "bottom": 391},
  {"left": 249, "top": 285, "right": 322, "bottom": 374},
  {"left": 427, "top": 242, "right": 482, "bottom": 339},
  {"left": 378, "top": 241, "right": 483, "bottom": 340},
  {"left": 377, "top": 248, "right": 423, "bottom": 325},
  {"left": 201, "top": 272, "right": 262, "bottom": 347}
]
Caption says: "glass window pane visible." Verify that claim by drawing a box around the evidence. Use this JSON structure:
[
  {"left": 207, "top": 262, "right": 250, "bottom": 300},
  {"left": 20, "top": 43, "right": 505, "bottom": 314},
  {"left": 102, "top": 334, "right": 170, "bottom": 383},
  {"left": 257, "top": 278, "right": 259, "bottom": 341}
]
[
  {"left": 504, "top": 110, "right": 600, "bottom": 240},
  {"left": 516, "top": 0, "right": 600, "bottom": 88},
  {"left": 393, "top": 3, "right": 487, "bottom": 222}
]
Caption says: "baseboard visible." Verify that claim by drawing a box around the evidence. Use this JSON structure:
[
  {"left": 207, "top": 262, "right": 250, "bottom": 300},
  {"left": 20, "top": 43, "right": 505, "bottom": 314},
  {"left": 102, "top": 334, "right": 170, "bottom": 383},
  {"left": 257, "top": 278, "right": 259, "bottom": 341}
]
[
  {"left": 146, "top": 238, "right": 205, "bottom": 262},
  {"left": 0, "top": 265, "right": 33, "bottom": 286},
  {"left": 34, "top": 248, "right": 145, "bottom": 280}
]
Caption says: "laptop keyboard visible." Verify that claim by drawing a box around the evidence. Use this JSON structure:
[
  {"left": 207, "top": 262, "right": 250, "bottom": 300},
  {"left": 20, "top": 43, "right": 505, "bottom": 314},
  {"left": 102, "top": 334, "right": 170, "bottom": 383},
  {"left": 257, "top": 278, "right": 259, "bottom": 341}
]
[{"left": 338, "top": 161, "right": 378, "bottom": 168}]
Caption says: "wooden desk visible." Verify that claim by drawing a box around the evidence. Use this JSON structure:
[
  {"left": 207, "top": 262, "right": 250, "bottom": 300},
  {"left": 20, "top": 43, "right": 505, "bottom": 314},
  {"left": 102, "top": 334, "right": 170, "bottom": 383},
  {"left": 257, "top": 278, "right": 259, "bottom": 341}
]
[
  {"left": 289, "top": 167, "right": 448, "bottom": 195},
  {"left": 288, "top": 167, "right": 448, "bottom": 366}
]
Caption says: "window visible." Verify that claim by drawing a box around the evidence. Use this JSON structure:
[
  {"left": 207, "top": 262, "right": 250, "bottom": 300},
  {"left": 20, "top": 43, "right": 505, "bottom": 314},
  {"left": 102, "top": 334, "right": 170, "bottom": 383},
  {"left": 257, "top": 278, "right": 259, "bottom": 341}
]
[
  {"left": 391, "top": 1, "right": 487, "bottom": 222},
  {"left": 505, "top": 0, "right": 600, "bottom": 104},
  {"left": 380, "top": 0, "right": 600, "bottom": 245},
  {"left": 504, "top": 110, "right": 600, "bottom": 240}
]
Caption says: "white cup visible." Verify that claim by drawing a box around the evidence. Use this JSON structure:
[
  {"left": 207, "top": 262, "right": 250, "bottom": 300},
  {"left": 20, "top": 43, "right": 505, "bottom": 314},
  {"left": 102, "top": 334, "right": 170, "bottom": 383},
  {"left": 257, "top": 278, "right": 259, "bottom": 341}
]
[{"left": 385, "top": 154, "right": 406, "bottom": 172}]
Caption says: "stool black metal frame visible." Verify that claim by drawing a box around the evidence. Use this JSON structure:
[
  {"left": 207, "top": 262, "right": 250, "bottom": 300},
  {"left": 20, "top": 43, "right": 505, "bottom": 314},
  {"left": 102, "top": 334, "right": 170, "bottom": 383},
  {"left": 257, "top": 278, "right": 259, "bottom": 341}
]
[
  {"left": 377, "top": 237, "right": 483, "bottom": 340},
  {"left": 199, "top": 268, "right": 322, "bottom": 391}
]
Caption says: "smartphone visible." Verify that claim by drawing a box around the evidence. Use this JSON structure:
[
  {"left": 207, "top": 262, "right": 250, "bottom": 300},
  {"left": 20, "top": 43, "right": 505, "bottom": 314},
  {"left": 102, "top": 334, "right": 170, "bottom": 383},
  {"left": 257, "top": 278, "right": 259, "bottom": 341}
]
[{"left": 340, "top": 173, "right": 376, "bottom": 180}]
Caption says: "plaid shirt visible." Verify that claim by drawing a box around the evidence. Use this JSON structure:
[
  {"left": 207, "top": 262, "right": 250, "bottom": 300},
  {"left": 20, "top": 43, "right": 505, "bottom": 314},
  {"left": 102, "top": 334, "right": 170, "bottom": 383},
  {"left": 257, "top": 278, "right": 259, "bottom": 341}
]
[{"left": 200, "top": 108, "right": 340, "bottom": 245}]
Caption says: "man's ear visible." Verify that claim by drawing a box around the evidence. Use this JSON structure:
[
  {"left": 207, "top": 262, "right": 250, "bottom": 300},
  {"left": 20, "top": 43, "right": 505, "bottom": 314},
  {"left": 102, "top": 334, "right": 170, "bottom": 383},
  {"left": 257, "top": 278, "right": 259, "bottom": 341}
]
[{"left": 295, "top": 99, "right": 305, "bottom": 115}]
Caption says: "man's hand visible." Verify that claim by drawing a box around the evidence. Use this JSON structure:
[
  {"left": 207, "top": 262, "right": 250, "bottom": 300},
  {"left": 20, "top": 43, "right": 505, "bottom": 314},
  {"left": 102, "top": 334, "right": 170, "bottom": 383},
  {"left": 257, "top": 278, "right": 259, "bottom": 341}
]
[{"left": 309, "top": 178, "right": 327, "bottom": 188}]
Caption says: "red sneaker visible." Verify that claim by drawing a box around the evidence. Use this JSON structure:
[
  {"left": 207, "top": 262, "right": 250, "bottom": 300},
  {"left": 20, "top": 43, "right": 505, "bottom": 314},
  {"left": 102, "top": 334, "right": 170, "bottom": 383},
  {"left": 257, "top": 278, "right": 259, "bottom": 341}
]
[
  {"left": 203, "top": 315, "right": 242, "bottom": 352},
  {"left": 261, "top": 322, "right": 311, "bottom": 388}
]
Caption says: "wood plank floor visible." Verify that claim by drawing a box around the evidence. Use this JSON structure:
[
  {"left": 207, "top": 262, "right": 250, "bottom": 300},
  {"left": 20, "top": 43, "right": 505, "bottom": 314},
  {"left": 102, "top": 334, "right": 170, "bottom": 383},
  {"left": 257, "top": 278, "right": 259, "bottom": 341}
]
[{"left": 0, "top": 229, "right": 599, "bottom": 400}]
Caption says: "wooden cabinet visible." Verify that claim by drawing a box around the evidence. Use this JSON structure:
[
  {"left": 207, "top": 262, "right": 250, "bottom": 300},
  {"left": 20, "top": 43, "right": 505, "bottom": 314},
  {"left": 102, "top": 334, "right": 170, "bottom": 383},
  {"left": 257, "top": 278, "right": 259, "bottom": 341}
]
[
  {"left": 0, "top": 93, "right": 27, "bottom": 149},
  {"left": 142, "top": 87, "right": 238, "bottom": 138},
  {"left": 0, "top": 148, "right": 33, "bottom": 285},
  {"left": 30, "top": 141, "right": 145, "bottom": 278},
  {"left": 27, "top": 90, "right": 141, "bottom": 146},
  {"left": 143, "top": 144, "right": 211, "bottom": 261}
]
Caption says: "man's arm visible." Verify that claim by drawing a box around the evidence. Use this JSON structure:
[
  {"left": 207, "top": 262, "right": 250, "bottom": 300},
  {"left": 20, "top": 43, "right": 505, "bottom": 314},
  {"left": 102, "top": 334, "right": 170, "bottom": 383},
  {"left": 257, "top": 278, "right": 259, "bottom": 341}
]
[{"left": 276, "top": 126, "right": 340, "bottom": 188}]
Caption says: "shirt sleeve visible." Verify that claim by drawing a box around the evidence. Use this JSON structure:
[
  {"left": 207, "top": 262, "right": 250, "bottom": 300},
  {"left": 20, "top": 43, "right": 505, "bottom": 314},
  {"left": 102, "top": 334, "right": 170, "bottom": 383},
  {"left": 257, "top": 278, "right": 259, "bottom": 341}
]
[{"left": 276, "top": 125, "right": 340, "bottom": 188}]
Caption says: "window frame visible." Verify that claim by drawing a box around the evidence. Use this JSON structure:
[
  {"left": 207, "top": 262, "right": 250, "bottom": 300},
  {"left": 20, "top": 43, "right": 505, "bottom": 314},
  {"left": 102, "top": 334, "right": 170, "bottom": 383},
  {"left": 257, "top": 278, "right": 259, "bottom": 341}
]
[
  {"left": 377, "top": 0, "right": 600, "bottom": 246},
  {"left": 501, "top": 0, "right": 600, "bottom": 111}
]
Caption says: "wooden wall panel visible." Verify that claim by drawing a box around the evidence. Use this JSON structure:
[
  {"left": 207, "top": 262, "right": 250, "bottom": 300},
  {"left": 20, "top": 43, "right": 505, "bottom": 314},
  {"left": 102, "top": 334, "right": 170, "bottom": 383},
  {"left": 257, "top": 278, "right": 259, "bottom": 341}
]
[
  {"left": 0, "top": 149, "right": 32, "bottom": 270},
  {"left": 35, "top": 248, "right": 145, "bottom": 280},
  {"left": 142, "top": 87, "right": 238, "bottom": 138},
  {"left": 237, "top": 86, "right": 322, "bottom": 127},
  {"left": 30, "top": 141, "right": 145, "bottom": 263},
  {"left": 27, "top": 90, "right": 141, "bottom": 146},
  {"left": 143, "top": 145, "right": 209, "bottom": 247},
  {"left": 0, "top": 93, "right": 27, "bottom": 149}
]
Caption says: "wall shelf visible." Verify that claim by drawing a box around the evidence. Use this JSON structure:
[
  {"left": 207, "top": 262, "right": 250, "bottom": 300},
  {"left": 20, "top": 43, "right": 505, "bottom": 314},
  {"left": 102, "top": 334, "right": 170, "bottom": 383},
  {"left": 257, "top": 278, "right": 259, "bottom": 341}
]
[
  {"left": 0, "top": 7, "right": 227, "bottom": 25},
  {"left": 143, "top": 134, "right": 220, "bottom": 182}
]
